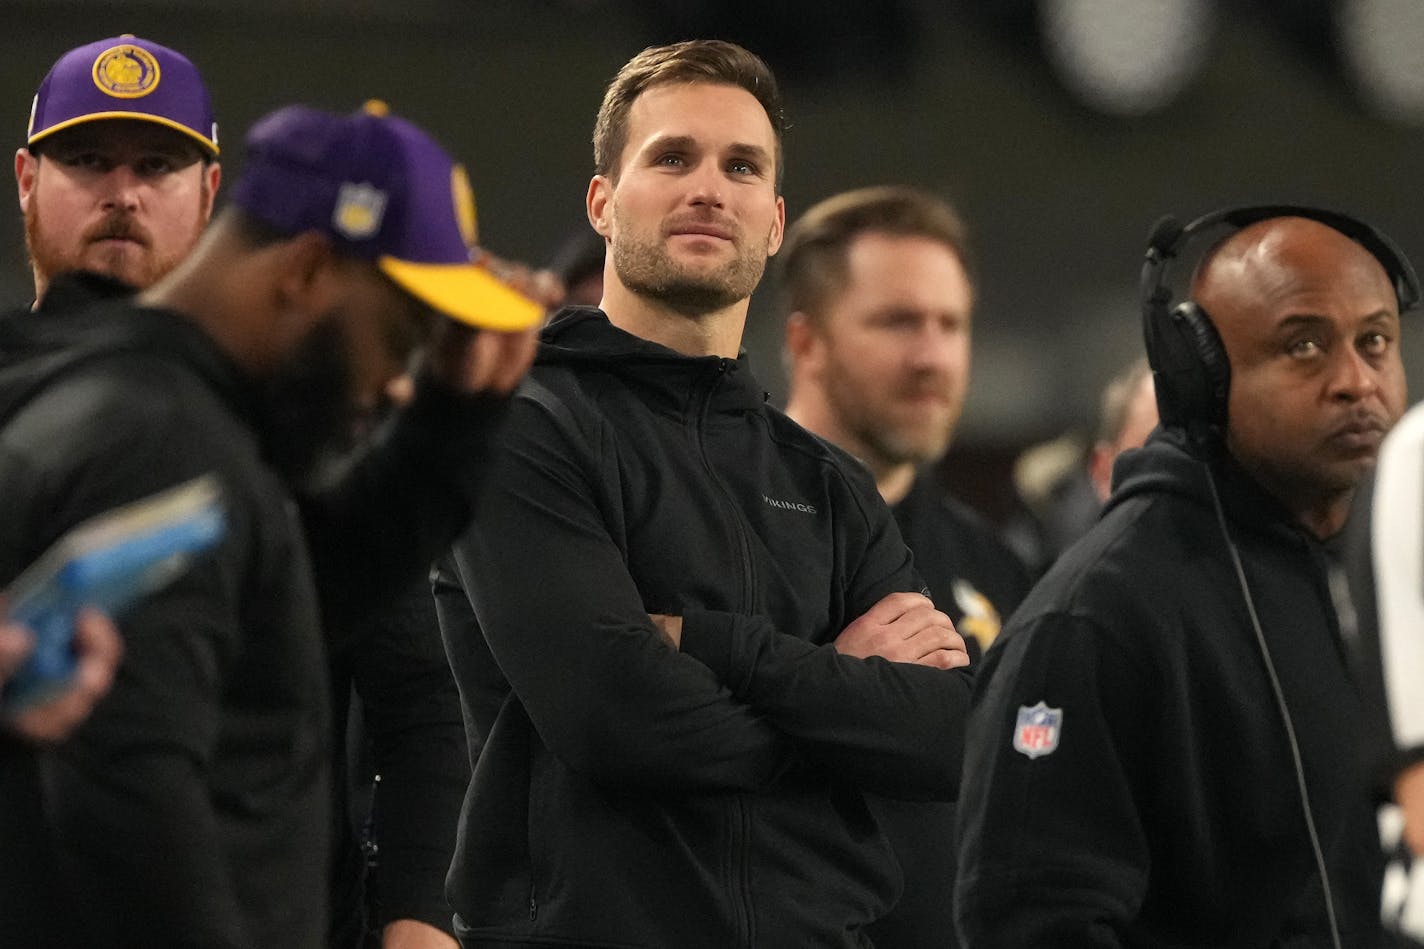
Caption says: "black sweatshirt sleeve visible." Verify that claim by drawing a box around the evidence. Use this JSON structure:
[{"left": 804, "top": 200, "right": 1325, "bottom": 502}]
[
  {"left": 313, "top": 378, "right": 515, "bottom": 935},
  {"left": 672, "top": 455, "right": 974, "bottom": 800},
  {"left": 677, "top": 607, "right": 972, "bottom": 799},
  {"left": 0, "top": 383, "right": 262, "bottom": 947},
  {"left": 445, "top": 393, "right": 794, "bottom": 793},
  {"left": 353, "top": 576, "right": 468, "bottom": 935},
  {"left": 953, "top": 613, "right": 1153, "bottom": 947}
]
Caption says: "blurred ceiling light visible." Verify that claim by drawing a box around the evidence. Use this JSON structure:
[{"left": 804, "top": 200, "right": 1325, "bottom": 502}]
[
  {"left": 1038, "top": 0, "right": 1216, "bottom": 117},
  {"left": 1335, "top": 0, "right": 1424, "bottom": 125}
]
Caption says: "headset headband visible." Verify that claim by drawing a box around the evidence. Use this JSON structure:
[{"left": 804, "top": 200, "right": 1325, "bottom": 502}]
[{"left": 1142, "top": 203, "right": 1422, "bottom": 315}]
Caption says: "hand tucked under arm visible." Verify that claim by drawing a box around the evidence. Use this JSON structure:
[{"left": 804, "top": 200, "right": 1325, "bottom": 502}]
[
  {"left": 649, "top": 613, "right": 682, "bottom": 649},
  {"left": 383, "top": 918, "right": 458, "bottom": 949}
]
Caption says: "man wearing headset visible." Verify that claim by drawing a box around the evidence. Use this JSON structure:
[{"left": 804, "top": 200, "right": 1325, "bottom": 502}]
[{"left": 956, "top": 210, "right": 1409, "bottom": 947}]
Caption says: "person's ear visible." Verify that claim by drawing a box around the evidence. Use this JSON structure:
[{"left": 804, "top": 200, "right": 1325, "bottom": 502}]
[
  {"left": 785, "top": 311, "right": 827, "bottom": 376},
  {"left": 200, "top": 161, "right": 222, "bottom": 222},
  {"left": 766, "top": 195, "right": 786, "bottom": 257},
  {"left": 272, "top": 231, "right": 340, "bottom": 334},
  {"left": 15, "top": 148, "right": 38, "bottom": 211},
  {"left": 587, "top": 175, "right": 613, "bottom": 238}
]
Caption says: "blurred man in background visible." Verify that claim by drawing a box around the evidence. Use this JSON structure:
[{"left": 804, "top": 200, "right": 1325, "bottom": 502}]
[
  {"left": 779, "top": 184, "right": 1029, "bottom": 948},
  {"left": 1007, "top": 356, "right": 1159, "bottom": 574},
  {"left": 782, "top": 185, "right": 1029, "bottom": 661}
]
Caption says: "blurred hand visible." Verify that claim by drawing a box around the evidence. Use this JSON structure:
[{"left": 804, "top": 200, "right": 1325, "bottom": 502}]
[
  {"left": 425, "top": 320, "right": 538, "bottom": 397},
  {"left": 483, "top": 251, "right": 566, "bottom": 311},
  {"left": 0, "top": 621, "right": 33, "bottom": 682},
  {"left": 1396, "top": 761, "right": 1424, "bottom": 856},
  {"left": 834, "top": 592, "right": 970, "bottom": 670},
  {"left": 2, "top": 608, "right": 124, "bottom": 743}
]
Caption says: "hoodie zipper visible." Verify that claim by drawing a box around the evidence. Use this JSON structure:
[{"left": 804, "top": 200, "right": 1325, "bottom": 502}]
[
  {"left": 695, "top": 358, "right": 757, "bottom": 948},
  {"left": 695, "top": 359, "right": 759, "bottom": 611}
]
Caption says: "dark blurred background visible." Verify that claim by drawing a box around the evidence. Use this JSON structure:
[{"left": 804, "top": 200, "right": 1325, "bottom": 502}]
[{"left": 5, "top": 0, "right": 1423, "bottom": 520}]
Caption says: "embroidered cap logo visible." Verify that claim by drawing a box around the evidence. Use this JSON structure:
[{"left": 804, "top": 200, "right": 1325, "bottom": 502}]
[{"left": 91, "top": 44, "right": 161, "bottom": 99}]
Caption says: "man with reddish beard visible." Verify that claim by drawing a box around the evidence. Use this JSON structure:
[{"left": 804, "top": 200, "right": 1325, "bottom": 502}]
[
  {"left": 779, "top": 186, "right": 1031, "bottom": 949},
  {"left": 1, "top": 35, "right": 210, "bottom": 751},
  {"left": 437, "top": 40, "right": 977, "bottom": 949},
  {"left": 956, "top": 208, "right": 1413, "bottom": 947},
  {"left": 15, "top": 35, "right": 220, "bottom": 305}
]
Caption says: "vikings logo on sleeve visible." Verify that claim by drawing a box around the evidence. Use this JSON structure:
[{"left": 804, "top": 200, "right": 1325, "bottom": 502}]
[{"left": 1014, "top": 702, "right": 1062, "bottom": 759}]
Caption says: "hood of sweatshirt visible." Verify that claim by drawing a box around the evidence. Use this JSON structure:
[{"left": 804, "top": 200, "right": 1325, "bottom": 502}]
[
  {"left": 0, "top": 288, "right": 254, "bottom": 430},
  {"left": 535, "top": 306, "right": 768, "bottom": 414},
  {"left": 1107, "top": 425, "right": 1316, "bottom": 550}
]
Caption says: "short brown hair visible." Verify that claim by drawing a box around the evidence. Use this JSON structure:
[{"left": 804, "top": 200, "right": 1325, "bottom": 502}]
[
  {"left": 593, "top": 39, "right": 786, "bottom": 189},
  {"left": 779, "top": 185, "right": 974, "bottom": 321}
]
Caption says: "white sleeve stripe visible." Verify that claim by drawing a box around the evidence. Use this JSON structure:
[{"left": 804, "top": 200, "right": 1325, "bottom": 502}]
[{"left": 1375, "top": 404, "right": 1424, "bottom": 747}]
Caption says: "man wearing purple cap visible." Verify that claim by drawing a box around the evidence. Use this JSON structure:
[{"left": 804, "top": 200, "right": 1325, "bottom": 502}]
[
  {"left": 15, "top": 35, "right": 222, "bottom": 304},
  {"left": 0, "top": 101, "right": 540, "bottom": 949}
]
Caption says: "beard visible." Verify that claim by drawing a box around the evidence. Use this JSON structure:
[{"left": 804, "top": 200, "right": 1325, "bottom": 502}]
[
  {"left": 610, "top": 207, "right": 770, "bottom": 317},
  {"left": 825, "top": 365, "right": 959, "bottom": 469},
  {"left": 256, "top": 319, "right": 361, "bottom": 490},
  {"left": 24, "top": 183, "right": 205, "bottom": 294},
  {"left": 844, "top": 404, "right": 954, "bottom": 468}
]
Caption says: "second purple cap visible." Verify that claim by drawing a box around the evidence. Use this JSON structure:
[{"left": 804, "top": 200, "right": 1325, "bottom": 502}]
[{"left": 230, "top": 100, "right": 543, "bottom": 332}]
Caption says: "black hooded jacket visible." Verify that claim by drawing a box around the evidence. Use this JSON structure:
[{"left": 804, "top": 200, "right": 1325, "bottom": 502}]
[
  {"left": 0, "top": 290, "right": 508, "bottom": 948},
  {"left": 439, "top": 307, "right": 976, "bottom": 948},
  {"left": 955, "top": 428, "right": 1387, "bottom": 948}
]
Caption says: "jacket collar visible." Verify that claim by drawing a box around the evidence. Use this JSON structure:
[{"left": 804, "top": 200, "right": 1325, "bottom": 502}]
[
  {"left": 537, "top": 306, "right": 767, "bottom": 413},
  {"left": 1109, "top": 427, "right": 1316, "bottom": 549},
  {"left": 7, "top": 282, "right": 260, "bottom": 434}
]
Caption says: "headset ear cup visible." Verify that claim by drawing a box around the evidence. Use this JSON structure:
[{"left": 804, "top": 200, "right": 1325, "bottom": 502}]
[
  {"left": 1148, "top": 299, "right": 1230, "bottom": 433},
  {"left": 1172, "top": 301, "right": 1231, "bottom": 430}
]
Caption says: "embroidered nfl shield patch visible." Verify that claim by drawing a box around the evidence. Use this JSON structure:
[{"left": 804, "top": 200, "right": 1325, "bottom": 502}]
[
  {"left": 332, "top": 182, "right": 387, "bottom": 239},
  {"left": 1013, "top": 702, "right": 1062, "bottom": 759}
]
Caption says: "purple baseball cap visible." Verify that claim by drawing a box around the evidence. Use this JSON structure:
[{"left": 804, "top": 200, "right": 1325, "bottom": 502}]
[
  {"left": 27, "top": 34, "right": 219, "bottom": 157},
  {"left": 229, "top": 101, "right": 542, "bottom": 332}
]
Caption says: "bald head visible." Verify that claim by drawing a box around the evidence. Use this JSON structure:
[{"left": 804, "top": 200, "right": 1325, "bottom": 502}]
[
  {"left": 1189, "top": 215, "right": 1407, "bottom": 538},
  {"left": 1192, "top": 217, "right": 1397, "bottom": 326}
]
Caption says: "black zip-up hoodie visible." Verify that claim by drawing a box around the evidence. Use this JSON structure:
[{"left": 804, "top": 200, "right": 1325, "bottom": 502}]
[
  {"left": 440, "top": 307, "right": 976, "bottom": 948},
  {"left": 955, "top": 428, "right": 1387, "bottom": 948},
  {"left": 0, "top": 284, "right": 512, "bottom": 948}
]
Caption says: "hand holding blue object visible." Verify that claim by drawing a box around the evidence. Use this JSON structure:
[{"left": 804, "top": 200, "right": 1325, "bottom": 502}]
[{"left": 1, "top": 475, "right": 227, "bottom": 713}]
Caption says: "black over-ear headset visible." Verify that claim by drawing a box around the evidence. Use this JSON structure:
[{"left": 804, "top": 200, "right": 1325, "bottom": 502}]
[
  {"left": 1139, "top": 204, "right": 1421, "bottom": 442},
  {"left": 1139, "top": 205, "right": 1420, "bottom": 949}
]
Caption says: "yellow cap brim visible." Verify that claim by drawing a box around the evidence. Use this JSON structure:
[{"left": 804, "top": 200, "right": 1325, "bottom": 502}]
[
  {"left": 29, "top": 112, "right": 219, "bottom": 157},
  {"left": 379, "top": 257, "right": 544, "bottom": 331}
]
